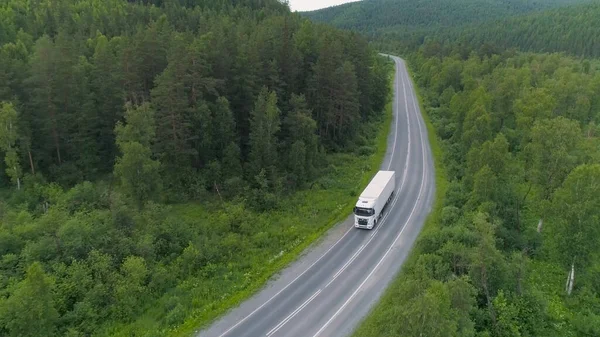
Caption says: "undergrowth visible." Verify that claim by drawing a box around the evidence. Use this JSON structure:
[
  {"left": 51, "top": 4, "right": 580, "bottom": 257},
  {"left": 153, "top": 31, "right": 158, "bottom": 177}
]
[{"left": 98, "top": 58, "right": 397, "bottom": 337}]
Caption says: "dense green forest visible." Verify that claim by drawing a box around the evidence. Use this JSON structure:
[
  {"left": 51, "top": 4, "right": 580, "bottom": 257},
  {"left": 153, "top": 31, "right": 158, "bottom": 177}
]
[
  {"left": 0, "top": 0, "right": 392, "bottom": 336},
  {"left": 432, "top": 2, "right": 600, "bottom": 59},
  {"left": 353, "top": 39, "right": 600, "bottom": 337},
  {"left": 307, "top": 0, "right": 600, "bottom": 336},
  {"left": 302, "top": 0, "right": 590, "bottom": 36},
  {"left": 305, "top": 0, "right": 600, "bottom": 59}
]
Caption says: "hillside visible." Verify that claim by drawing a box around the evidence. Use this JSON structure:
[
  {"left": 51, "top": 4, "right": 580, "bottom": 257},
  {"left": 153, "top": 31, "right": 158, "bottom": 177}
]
[
  {"left": 318, "top": 0, "right": 600, "bottom": 336},
  {"left": 0, "top": 0, "right": 392, "bottom": 336},
  {"left": 302, "top": 0, "right": 591, "bottom": 36},
  {"left": 354, "top": 43, "right": 600, "bottom": 337},
  {"left": 445, "top": 2, "right": 600, "bottom": 58}
]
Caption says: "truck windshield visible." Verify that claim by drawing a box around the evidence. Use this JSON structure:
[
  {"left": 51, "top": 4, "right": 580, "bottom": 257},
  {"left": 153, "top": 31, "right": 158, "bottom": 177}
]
[{"left": 354, "top": 207, "right": 374, "bottom": 216}]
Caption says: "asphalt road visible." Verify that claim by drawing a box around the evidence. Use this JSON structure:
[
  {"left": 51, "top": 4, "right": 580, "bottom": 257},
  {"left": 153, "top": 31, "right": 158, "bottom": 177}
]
[{"left": 198, "top": 55, "right": 436, "bottom": 337}]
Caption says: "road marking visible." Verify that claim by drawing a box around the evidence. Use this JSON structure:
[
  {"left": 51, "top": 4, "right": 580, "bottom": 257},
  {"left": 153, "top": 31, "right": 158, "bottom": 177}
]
[
  {"left": 386, "top": 60, "right": 401, "bottom": 170},
  {"left": 216, "top": 56, "right": 414, "bottom": 337},
  {"left": 265, "top": 289, "right": 322, "bottom": 337},
  {"left": 325, "top": 58, "right": 413, "bottom": 286},
  {"left": 216, "top": 227, "right": 353, "bottom": 337},
  {"left": 325, "top": 244, "right": 364, "bottom": 288},
  {"left": 217, "top": 56, "right": 411, "bottom": 337},
  {"left": 264, "top": 56, "right": 412, "bottom": 333},
  {"left": 311, "top": 59, "right": 431, "bottom": 337}
]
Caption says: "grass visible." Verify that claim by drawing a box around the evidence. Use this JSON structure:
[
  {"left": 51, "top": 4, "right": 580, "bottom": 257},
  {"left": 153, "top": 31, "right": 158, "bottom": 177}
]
[
  {"left": 170, "top": 70, "right": 395, "bottom": 337},
  {"left": 351, "top": 59, "right": 449, "bottom": 337},
  {"left": 95, "top": 58, "right": 396, "bottom": 337}
]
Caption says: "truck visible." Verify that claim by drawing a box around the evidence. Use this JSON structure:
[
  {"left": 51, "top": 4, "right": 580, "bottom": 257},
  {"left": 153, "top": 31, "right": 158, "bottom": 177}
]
[{"left": 353, "top": 170, "right": 396, "bottom": 230}]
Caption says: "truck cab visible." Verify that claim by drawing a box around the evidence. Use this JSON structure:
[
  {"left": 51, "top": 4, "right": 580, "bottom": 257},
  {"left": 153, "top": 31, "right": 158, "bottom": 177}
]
[{"left": 353, "top": 199, "right": 377, "bottom": 229}]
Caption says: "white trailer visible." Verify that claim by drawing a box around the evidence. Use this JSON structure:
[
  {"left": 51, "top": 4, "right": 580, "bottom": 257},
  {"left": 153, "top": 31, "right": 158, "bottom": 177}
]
[{"left": 353, "top": 170, "right": 396, "bottom": 230}]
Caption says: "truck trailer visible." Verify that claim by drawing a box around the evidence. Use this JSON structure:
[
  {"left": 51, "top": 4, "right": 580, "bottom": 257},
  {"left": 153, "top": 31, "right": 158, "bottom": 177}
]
[{"left": 353, "top": 170, "right": 396, "bottom": 230}]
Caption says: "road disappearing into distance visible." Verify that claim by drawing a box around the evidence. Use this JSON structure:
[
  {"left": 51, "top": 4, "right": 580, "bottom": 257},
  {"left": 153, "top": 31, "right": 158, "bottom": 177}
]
[{"left": 198, "top": 55, "right": 436, "bottom": 337}]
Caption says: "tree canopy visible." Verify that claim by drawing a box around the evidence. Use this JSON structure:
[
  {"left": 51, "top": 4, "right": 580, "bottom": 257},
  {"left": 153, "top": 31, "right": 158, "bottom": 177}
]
[
  {"left": 354, "top": 39, "right": 600, "bottom": 337},
  {"left": 0, "top": 0, "right": 393, "bottom": 336}
]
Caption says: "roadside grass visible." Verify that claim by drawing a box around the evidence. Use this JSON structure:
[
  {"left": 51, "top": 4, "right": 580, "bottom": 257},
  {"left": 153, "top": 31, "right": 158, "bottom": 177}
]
[
  {"left": 101, "top": 58, "right": 396, "bottom": 337},
  {"left": 351, "top": 59, "right": 449, "bottom": 337}
]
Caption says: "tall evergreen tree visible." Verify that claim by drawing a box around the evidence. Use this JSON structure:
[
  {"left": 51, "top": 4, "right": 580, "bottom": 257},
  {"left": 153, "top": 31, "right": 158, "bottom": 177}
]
[
  {"left": 311, "top": 33, "right": 343, "bottom": 141},
  {"left": 114, "top": 103, "right": 161, "bottom": 208},
  {"left": 91, "top": 33, "right": 125, "bottom": 171},
  {"left": 212, "top": 96, "right": 237, "bottom": 158},
  {"left": 330, "top": 61, "right": 361, "bottom": 145},
  {"left": 0, "top": 101, "right": 22, "bottom": 189},
  {"left": 151, "top": 33, "right": 195, "bottom": 168},
  {"left": 282, "top": 94, "right": 318, "bottom": 184},
  {"left": 248, "top": 87, "right": 281, "bottom": 183}
]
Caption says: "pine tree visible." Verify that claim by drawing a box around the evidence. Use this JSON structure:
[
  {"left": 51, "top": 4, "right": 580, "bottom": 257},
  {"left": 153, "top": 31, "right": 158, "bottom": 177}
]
[
  {"left": 114, "top": 103, "right": 161, "bottom": 208},
  {"left": 283, "top": 94, "right": 318, "bottom": 184},
  {"left": 311, "top": 33, "right": 342, "bottom": 141},
  {"left": 228, "top": 37, "right": 260, "bottom": 159},
  {"left": 91, "top": 33, "right": 125, "bottom": 171},
  {"left": 212, "top": 96, "right": 237, "bottom": 158},
  {"left": 222, "top": 142, "right": 243, "bottom": 180},
  {"left": 248, "top": 87, "right": 281, "bottom": 184},
  {"left": 0, "top": 102, "right": 22, "bottom": 189},
  {"left": 151, "top": 33, "right": 194, "bottom": 168},
  {"left": 191, "top": 102, "right": 214, "bottom": 167},
  {"left": 331, "top": 61, "right": 361, "bottom": 145},
  {"left": 27, "top": 35, "right": 63, "bottom": 167}
]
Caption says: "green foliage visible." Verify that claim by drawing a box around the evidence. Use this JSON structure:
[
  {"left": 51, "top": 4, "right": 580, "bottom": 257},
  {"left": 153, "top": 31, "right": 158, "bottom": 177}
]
[
  {"left": 0, "top": 1, "right": 393, "bottom": 335},
  {"left": 446, "top": 3, "right": 600, "bottom": 59},
  {"left": 0, "top": 4, "right": 395, "bottom": 335},
  {"left": 307, "top": 0, "right": 600, "bottom": 60},
  {"left": 0, "top": 0, "right": 388, "bottom": 194},
  {"left": 113, "top": 103, "right": 162, "bottom": 208},
  {"left": 248, "top": 87, "right": 281, "bottom": 182},
  {"left": 0, "top": 102, "right": 22, "bottom": 189},
  {"left": 0, "top": 90, "right": 394, "bottom": 336},
  {"left": 302, "top": 0, "right": 588, "bottom": 35},
  {"left": 354, "top": 47, "right": 600, "bottom": 336},
  {"left": 547, "top": 164, "right": 600, "bottom": 270},
  {"left": 0, "top": 262, "right": 59, "bottom": 337}
]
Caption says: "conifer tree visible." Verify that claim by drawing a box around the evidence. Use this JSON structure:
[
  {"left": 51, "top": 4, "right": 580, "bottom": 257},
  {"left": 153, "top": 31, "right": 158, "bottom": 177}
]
[{"left": 248, "top": 87, "right": 281, "bottom": 184}]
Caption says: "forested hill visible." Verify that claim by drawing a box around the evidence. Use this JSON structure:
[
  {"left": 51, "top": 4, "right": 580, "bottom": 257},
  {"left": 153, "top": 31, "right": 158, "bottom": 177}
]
[
  {"left": 0, "top": 0, "right": 387, "bottom": 192},
  {"left": 302, "top": 0, "right": 591, "bottom": 36},
  {"left": 354, "top": 48, "right": 600, "bottom": 337},
  {"left": 438, "top": 2, "right": 600, "bottom": 58},
  {"left": 0, "top": 0, "right": 391, "bottom": 336}
]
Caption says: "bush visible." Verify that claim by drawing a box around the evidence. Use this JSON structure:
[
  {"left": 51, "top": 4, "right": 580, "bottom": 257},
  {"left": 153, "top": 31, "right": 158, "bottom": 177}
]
[{"left": 356, "top": 146, "right": 375, "bottom": 156}]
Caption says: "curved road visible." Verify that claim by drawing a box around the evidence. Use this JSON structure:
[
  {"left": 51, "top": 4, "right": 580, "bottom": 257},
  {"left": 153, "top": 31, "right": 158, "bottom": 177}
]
[{"left": 198, "top": 55, "right": 436, "bottom": 337}]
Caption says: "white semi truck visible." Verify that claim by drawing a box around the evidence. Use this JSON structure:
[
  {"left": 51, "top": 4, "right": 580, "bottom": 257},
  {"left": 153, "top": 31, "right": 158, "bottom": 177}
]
[{"left": 353, "top": 170, "right": 396, "bottom": 229}]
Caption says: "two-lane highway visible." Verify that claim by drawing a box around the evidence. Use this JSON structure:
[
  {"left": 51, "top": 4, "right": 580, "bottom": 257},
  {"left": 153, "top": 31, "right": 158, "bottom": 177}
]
[{"left": 198, "top": 55, "right": 436, "bottom": 337}]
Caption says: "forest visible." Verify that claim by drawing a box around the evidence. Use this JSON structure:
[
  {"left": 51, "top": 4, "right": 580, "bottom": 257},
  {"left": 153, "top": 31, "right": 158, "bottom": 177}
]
[
  {"left": 306, "top": 0, "right": 600, "bottom": 60},
  {"left": 302, "top": 0, "right": 591, "bottom": 36},
  {"left": 0, "top": 0, "right": 392, "bottom": 336},
  {"left": 353, "top": 22, "right": 600, "bottom": 337},
  {"left": 436, "top": 2, "right": 600, "bottom": 59}
]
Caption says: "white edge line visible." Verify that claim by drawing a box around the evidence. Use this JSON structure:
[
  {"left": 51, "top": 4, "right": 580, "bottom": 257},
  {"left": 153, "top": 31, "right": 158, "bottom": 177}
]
[
  {"left": 325, "top": 244, "right": 365, "bottom": 288},
  {"left": 216, "top": 228, "right": 352, "bottom": 337},
  {"left": 327, "top": 56, "right": 413, "bottom": 288},
  {"left": 262, "top": 56, "right": 413, "bottom": 336},
  {"left": 386, "top": 58, "right": 400, "bottom": 171},
  {"left": 266, "top": 289, "right": 322, "bottom": 337},
  {"left": 218, "top": 56, "right": 409, "bottom": 337},
  {"left": 312, "top": 59, "right": 430, "bottom": 337},
  {"left": 265, "top": 60, "right": 412, "bottom": 332}
]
